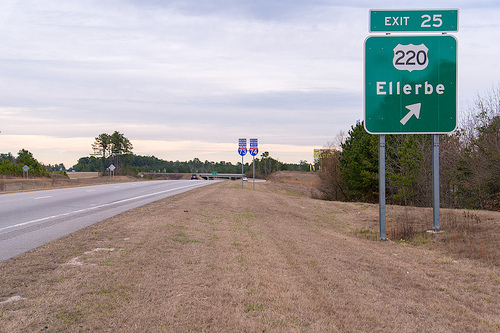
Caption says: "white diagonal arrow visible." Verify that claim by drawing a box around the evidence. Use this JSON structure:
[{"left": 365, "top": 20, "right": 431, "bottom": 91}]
[{"left": 400, "top": 103, "right": 421, "bottom": 125}]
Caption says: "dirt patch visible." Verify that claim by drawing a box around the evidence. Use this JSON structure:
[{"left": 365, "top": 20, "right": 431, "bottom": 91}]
[{"left": 0, "top": 181, "right": 498, "bottom": 332}]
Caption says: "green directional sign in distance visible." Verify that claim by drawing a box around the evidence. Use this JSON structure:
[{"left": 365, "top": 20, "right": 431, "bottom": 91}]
[
  {"left": 364, "top": 35, "right": 457, "bottom": 134},
  {"left": 370, "top": 9, "right": 458, "bottom": 32}
]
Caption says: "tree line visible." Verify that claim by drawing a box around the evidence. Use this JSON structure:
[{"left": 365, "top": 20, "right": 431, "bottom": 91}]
[
  {"left": 74, "top": 151, "right": 309, "bottom": 176},
  {"left": 1, "top": 132, "right": 309, "bottom": 178},
  {"left": 74, "top": 155, "right": 242, "bottom": 174},
  {"left": 71, "top": 131, "right": 309, "bottom": 176},
  {"left": 0, "top": 149, "right": 58, "bottom": 178},
  {"left": 316, "top": 86, "right": 500, "bottom": 211}
]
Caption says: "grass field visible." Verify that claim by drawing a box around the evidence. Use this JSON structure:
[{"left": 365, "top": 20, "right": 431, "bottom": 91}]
[{"left": 0, "top": 178, "right": 498, "bottom": 332}]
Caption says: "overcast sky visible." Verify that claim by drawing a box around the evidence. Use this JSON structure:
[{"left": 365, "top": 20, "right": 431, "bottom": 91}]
[{"left": 1, "top": 1, "right": 499, "bottom": 168}]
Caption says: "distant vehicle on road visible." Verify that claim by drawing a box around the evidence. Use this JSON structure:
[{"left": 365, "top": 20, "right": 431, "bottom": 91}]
[
  {"left": 242, "top": 177, "right": 248, "bottom": 181},
  {"left": 191, "top": 174, "right": 198, "bottom": 180}
]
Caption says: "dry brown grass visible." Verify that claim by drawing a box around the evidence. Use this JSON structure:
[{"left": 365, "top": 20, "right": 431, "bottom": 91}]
[
  {"left": 0, "top": 180, "right": 499, "bottom": 332},
  {"left": 267, "top": 171, "right": 320, "bottom": 186},
  {"left": 66, "top": 172, "right": 99, "bottom": 179},
  {"left": 0, "top": 175, "right": 138, "bottom": 193},
  {"left": 385, "top": 207, "right": 499, "bottom": 266}
]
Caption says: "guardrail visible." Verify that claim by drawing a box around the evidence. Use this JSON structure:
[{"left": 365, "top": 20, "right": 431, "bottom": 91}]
[{"left": 197, "top": 173, "right": 243, "bottom": 180}]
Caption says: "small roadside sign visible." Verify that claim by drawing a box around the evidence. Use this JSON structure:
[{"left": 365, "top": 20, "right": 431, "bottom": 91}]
[{"left": 22, "top": 165, "right": 29, "bottom": 179}]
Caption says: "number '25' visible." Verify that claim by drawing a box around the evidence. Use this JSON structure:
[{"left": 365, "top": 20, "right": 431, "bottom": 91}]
[{"left": 421, "top": 14, "right": 442, "bottom": 28}]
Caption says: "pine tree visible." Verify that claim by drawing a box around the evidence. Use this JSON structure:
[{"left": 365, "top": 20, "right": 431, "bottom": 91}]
[{"left": 339, "top": 121, "right": 379, "bottom": 202}]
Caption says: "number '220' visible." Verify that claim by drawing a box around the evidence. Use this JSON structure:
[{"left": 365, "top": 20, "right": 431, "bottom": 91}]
[{"left": 394, "top": 50, "right": 427, "bottom": 66}]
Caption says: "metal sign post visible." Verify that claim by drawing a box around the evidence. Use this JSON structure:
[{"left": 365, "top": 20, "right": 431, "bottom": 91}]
[
  {"left": 432, "top": 134, "right": 440, "bottom": 231},
  {"left": 252, "top": 157, "right": 255, "bottom": 190},
  {"left": 379, "top": 135, "right": 387, "bottom": 240}
]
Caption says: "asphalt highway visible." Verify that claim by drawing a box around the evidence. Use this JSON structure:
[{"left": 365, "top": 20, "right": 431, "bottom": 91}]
[{"left": 0, "top": 180, "right": 217, "bottom": 262}]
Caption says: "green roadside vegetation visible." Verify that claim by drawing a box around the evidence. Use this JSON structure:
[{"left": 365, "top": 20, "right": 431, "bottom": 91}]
[{"left": 316, "top": 85, "right": 500, "bottom": 212}]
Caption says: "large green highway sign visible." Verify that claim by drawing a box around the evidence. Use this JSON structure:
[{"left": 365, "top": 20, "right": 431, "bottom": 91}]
[
  {"left": 364, "top": 35, "right": 457, "bottom": 134},
  {"left": 370, "top": 9, "right": 459, "bottom": 32}
]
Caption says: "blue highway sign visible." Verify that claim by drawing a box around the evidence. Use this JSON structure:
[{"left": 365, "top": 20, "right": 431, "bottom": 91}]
[
  {"left": 249, "top": 138, "right": 258, "bottom": 156},
  {"left": 238, "top": 138, "right": 247, "bottom": 156}
]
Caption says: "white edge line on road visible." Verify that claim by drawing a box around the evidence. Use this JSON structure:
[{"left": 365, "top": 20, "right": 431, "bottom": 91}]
[
  {"left": 34, "top": 196, "right": 52, "bottom": 200},
  {"left": 0, "top": 182, "right": 209, "bottom": 233}
]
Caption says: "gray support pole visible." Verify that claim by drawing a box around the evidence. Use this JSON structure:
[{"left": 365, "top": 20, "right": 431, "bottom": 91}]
[
  {"left": 242, "top": 156, "right": 244, "bottom": 189},
  {"left": 253, "top": 156, "right": 255, "bottom": 190},
  {"left": 432, "top": 134, "right": 440, "bottom": 231},
  {"left": 379, "top": 134, "right": 387, "bottom": 240}
]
